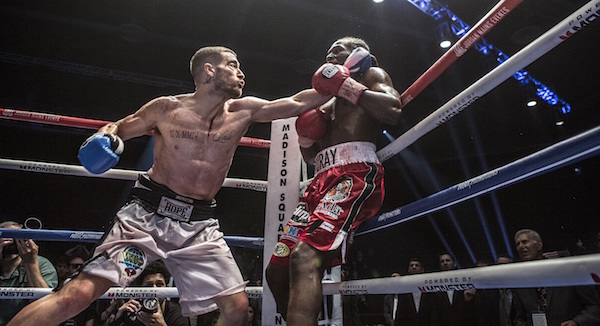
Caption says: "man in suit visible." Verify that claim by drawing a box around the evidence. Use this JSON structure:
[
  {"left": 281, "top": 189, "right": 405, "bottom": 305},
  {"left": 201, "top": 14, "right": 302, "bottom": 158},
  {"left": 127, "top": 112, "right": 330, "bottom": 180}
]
[
  {"left": 497, "top": 254, "right": 515, "bottom": 326},
  {"left": 383, "top": 258, "right": 438, "bottom": 326},
  {"left": 512, "top": 229, "right": 600, "bottom": 326},
  {"left": 473, "top": 254, "right": 515, "bottom": 326},
  {"left": 435, "top": 253, "right": 478, "bottom": 326}
]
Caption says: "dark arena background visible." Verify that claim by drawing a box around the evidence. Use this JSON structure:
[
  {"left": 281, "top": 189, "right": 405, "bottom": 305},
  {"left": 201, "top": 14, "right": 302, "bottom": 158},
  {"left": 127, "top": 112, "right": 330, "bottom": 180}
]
[{"left": 1, "top": 0, "right": 599, "bottom": 324}]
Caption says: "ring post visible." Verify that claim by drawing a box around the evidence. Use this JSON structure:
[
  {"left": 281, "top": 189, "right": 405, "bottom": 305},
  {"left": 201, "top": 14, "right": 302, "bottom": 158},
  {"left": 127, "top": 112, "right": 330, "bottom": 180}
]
[{"left": 262, "top": 118, "right": 301, "bottom": 326}]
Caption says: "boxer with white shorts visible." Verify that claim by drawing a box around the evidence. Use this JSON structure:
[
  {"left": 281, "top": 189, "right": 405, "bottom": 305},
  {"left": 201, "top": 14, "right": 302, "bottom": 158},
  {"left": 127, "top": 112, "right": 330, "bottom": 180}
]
[
  {"left": 83, "top": 174, "right": 246, "bottom": 315},
  {"left": 8, "top": 46, "right": 331, "bottom": 326}
]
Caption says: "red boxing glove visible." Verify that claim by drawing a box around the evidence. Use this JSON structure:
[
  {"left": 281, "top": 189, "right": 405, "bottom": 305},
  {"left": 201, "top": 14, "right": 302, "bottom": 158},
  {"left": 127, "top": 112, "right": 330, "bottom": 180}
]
[
  {"left": 312, "top": 63, "right": 367, "bottom": 105},
  {"left": 296, "top": 107, "right": 330, "bottom": 141}
]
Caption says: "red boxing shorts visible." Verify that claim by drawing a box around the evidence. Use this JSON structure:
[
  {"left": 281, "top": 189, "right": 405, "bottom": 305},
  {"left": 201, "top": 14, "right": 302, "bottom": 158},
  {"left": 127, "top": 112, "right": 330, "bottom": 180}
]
[{"left": 270, "top": 141, "right": 384, "bottom": 266}]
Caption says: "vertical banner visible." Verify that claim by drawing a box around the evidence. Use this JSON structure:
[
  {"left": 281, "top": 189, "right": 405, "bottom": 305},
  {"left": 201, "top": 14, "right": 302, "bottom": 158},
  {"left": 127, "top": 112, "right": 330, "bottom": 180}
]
[{"left": 262, "top": 118, "right": 301, "bottom": 326}]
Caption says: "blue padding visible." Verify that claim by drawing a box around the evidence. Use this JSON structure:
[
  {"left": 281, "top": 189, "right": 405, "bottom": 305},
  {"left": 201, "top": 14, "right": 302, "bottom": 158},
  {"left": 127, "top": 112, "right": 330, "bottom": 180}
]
[{"left": 357, "top": 126, "right": 600, "bottom": 236}]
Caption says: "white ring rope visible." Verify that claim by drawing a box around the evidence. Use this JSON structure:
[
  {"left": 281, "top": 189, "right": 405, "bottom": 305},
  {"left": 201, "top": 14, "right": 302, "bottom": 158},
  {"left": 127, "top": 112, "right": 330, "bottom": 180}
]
[
  {"left": 3, "top": 256, "right": 599, "bottom": 299},
  {"left": 3, "top": 5, "right": 598, "bottom": 316},
  {"left": 0, "top": 158, "right": 268, "bottom": 192},
  {"left": 377, "top": 0, "right": 600, "bottom": 162},
  {"left": 322, "top": 255, "right": 600, "bottom": 296},
  {"left": 0, "top": 286, "right": 263, "bottom": 300},
  {"left": 299, "top": 0, "right": 598, "bottom": 187}
]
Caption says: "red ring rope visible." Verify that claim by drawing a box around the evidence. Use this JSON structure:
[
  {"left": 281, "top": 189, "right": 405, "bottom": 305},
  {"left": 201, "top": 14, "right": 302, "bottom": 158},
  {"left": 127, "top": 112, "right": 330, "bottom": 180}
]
[
  {"left": 400, "top": 0, "right": 523, "bottom": 106},
  {"left": 0, "top": 107, "right": 270, "bottom": 149}
]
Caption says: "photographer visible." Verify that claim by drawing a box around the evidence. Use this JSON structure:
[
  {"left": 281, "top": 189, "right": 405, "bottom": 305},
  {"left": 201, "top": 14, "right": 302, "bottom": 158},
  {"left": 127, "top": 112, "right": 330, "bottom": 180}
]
[
  {"left": 0, "top": 220, "right": 58, "bottom": 324},
  {"left": 105, "top": 260, "right": 189, "bottom": 326}
]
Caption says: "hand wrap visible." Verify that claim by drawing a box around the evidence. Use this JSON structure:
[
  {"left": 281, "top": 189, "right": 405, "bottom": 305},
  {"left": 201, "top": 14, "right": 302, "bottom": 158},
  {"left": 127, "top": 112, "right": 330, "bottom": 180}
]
[{"left": 312, "top": 64, "right": 367, "bottom": 105}]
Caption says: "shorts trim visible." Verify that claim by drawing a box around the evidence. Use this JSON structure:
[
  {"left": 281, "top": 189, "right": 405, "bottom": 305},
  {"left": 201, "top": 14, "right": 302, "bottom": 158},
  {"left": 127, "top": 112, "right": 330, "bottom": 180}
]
[{"left": 314, "top": 142, "right": 379, "bottom": 174}]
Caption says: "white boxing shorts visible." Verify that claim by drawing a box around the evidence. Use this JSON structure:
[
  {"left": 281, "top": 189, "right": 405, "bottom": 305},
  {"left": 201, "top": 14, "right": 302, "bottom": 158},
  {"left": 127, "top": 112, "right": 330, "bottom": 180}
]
[{"left": 82, "top": 184, "right": 246, "bottom": 316}]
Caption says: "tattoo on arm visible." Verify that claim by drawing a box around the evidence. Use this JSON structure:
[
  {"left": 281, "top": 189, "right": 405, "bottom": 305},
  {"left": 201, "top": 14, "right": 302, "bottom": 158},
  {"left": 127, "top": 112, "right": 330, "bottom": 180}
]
[{"left": 213, "top": 130, "right": 235, "bottom": 143}]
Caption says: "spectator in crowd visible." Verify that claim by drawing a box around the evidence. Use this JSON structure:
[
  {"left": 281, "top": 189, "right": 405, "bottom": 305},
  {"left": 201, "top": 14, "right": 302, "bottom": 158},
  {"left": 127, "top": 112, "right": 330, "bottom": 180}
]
[
  {"left": 435, "top": 253, "right": 478, "bottom": 325},
  {"left": 341, "top": 260, "right": 364, "bottom": 326},
  {"left": 497, "top": 254, "right": 514, "bottom": 265},
  {"left": 496, "top": 253, "right": 514, "bottom": 326},
  {"left": 511, "top": 229, "right": 600, "bottom": 326},
  {"left": 99, "top": 299, "right": 126, "bottom": 326},
  {"left": 60, "top": 249, "right": 97, "bottom": 326},
  {"left": 53, "top": 254, "right": 70, "bottom": 286},
  {"left": 245, "top": 299, "right": 259, "bottom": 326},
  {"left": 104, "top": 260, "right": 190, "bottom": 326},
  {"left": 383, "top": 258, "right": 438, "bottom": 325},
  {"left": 475, "top": 259, "right": 492, "bottom": 267},
  {"left": 247, "top": 298, "right": 261, "bottom": 326},
  {"left": 0, "top": 220, "right": 58, "bottom": 324},
  {"left": 65, "top": 249, "right": 88, "bottom": 279},
  {"left": 472, "top": 254, "right": 514, "bottom": 326},
  {"left": 383, "top": 272, "right": 402, "bottom": 325}
]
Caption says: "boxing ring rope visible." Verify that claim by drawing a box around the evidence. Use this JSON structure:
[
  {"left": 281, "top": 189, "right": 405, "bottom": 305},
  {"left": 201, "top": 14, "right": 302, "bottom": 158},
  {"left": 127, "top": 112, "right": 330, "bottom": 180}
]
[
  {"left": 0, "top": 108, "right": 271, "bottom": 149},
  {"left": 399, "top": 0, "right": 523, "bottom": 106},
  {"left": 357, "top": 124, "right": 600, "bottom": 235},
  {"left": 6, "top": 129, "right": 585, "bottom": 305},
  {"left": 322, "top": 255, "right": 600, "bottom": 296},
  {"left": 0, "top": 117, "right": 576, "bottom": 249},
  {"left": 0, "top": 286, "right": 263, "bottom": 300},
  {"left": 2, "top": 3, "right": 599, "bottom": 320},
  {"left": 377, "top": 0, "right": 600, "bottom": 162},
  {"left": 0, "top": 228, "right": 265, "bottom": 250},
  {"left": 315, "top": 0, "right": 600, "bottom": 300},
  {"left": 0, "top": 108, "right": 271, "bottom": 251},
  {"left": 2, "top": 255, "right": 599, "bottom": 299},
  {"left": 299, "top": 0, "right": 598, "bottom": 196},
  {"left": 0, "top": 158, "right": 268, "bottom": 192}
]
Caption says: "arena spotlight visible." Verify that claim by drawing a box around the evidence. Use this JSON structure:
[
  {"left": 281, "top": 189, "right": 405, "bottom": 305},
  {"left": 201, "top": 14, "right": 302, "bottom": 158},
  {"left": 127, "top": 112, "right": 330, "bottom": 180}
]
[
  {"left": 406, "top": 0, "right": 571, "bottom": 113},
  {"left": 553, "top": 109, "right": 565, "bottom": 126},
  {"left": 382, "top": 130, "right": 396, "bottom": 143},
  {"left": 524, "top": 85, "right": 538, "bottom": 107},
  {"left": 435, "top": 19, "right": 454, "bottom": 49}
]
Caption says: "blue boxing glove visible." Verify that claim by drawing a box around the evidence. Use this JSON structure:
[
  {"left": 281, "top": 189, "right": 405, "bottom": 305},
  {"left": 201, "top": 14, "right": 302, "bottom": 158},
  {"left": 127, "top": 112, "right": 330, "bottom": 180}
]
[
  {"left": 78, "top": 133, "right": 124, "bottom": 174},
  {"left": 344, "top": 47, "right": 372, "bottom": 75}
]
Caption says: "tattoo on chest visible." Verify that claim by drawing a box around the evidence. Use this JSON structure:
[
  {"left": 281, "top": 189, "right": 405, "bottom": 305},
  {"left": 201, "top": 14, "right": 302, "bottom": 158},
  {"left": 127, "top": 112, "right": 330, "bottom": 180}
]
[
  {"left": 213, "top": 130, "right": 236, "bottom": 143},
  {"left": 169, "top": 130, "right": 199, "bottom": 140}
]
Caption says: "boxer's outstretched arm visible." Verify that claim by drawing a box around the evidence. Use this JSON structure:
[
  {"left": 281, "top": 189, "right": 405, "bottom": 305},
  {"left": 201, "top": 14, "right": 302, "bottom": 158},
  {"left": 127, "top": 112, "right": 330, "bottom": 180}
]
[{"left": 244, "top": 89, "right": 332, "bottom": 123}]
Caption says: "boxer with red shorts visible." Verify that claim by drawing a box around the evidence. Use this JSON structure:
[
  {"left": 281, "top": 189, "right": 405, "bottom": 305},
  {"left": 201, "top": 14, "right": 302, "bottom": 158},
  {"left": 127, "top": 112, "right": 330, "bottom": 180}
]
[
  {"left": 270, "top": 141, "right": 384, "bottom": 267},
  {"left": 265, "top": 37, "right": 403, "bottom": 325}
]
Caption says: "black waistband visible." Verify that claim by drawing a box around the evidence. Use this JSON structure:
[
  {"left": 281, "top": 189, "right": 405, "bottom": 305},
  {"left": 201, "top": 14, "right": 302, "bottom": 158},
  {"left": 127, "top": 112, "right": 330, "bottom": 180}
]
[{"left": 128, "top": 175, "right": 216, "bottom": 222}]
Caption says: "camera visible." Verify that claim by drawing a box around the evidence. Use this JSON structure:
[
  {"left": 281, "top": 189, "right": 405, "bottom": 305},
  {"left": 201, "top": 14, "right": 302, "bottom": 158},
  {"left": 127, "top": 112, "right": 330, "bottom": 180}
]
[
  {"left": 123, "top": 298, "right": 159, "bottom": 325},
  {"left": 141, "top": 297, "right": 159, "bottom": 313}
]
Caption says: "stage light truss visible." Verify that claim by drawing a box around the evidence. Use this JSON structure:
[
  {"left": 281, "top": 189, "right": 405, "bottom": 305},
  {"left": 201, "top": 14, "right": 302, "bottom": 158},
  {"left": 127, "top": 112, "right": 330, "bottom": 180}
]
[{"left": 405, "top": 0, "right": 571, "bottom": 114}]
